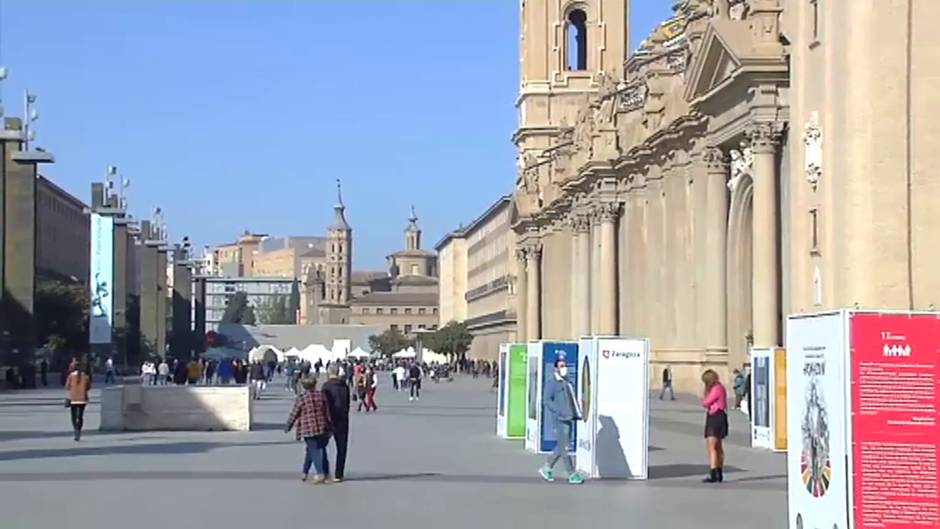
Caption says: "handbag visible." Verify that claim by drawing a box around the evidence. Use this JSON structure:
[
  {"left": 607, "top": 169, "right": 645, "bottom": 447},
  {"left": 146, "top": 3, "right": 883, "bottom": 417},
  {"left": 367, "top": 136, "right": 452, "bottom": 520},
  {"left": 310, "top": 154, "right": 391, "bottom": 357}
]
[{"left": 64, "top": 398, "right": 71, "bottom": 408}]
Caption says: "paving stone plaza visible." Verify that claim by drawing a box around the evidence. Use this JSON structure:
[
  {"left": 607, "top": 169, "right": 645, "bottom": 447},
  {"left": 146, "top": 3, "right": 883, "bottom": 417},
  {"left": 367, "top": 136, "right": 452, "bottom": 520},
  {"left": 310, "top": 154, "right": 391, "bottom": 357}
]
[{"left": 0, "top": 376, "right": 784, "bottom": 528}]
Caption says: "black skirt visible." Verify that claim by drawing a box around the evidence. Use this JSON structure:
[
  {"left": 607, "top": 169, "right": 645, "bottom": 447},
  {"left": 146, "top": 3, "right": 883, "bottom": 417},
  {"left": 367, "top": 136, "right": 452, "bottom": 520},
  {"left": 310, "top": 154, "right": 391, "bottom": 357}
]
[{"left": 704, "top": 410, "right": 729, "bottom": 439}]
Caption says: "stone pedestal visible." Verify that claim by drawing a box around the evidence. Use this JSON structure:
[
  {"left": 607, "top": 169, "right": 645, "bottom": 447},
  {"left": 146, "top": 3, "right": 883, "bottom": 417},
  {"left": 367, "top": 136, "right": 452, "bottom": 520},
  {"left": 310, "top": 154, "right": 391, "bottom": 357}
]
[{"left": 100, "top": 385, "right": 253, "bottom": 431}]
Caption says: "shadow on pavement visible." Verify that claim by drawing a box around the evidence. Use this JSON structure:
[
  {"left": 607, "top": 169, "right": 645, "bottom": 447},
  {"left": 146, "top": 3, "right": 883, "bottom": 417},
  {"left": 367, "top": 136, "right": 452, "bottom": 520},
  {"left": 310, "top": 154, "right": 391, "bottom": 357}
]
[
  {"left": 648, "top": 464, "right": 745, "bottom": 479},
  {"left": 0, "top": 439, "right": 293, "bottom": 462}
]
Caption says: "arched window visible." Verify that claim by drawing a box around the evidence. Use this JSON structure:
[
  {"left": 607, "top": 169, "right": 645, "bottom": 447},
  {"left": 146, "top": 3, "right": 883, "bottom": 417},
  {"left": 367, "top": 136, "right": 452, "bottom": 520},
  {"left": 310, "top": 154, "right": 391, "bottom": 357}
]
[{"left": 566, "top": 8, "right": 587, "bottom": 71}]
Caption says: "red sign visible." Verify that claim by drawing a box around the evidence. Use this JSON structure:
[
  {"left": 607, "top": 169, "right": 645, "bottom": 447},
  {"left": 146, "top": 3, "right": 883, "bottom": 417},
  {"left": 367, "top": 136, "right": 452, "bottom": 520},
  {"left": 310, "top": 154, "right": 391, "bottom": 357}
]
[{"left": 851, "top": 313, "right": 940, "bottom": 529}]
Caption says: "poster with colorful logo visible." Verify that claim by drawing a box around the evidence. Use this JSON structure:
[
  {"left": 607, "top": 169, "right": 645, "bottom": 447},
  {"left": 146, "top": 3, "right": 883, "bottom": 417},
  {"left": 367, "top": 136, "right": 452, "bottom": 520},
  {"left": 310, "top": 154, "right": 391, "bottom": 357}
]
[
  {"left": 849, "top": 313, "right": 940, "bottom": 529},
  {"left": 89, "top": 213, "right": 114, "bottom": 345},
  {"left": 786, "top": 312, "right": 849, "bottom": 529}
]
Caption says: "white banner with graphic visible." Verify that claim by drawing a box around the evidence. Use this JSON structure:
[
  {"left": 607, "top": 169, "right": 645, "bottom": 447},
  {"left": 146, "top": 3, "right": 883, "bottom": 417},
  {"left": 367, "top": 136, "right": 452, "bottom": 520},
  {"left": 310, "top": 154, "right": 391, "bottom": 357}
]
[
  {"left": 89, "top": 214, "right": 114, "bottom": 345},
  {"left": 751, "top": 347, "right": 774, "bottom": 449},
  {"left": 577, "top": 336, "right": 649, "bottom": 479},
  {"left": 786, "top": 312, "right": 849, "bottom": 529}
]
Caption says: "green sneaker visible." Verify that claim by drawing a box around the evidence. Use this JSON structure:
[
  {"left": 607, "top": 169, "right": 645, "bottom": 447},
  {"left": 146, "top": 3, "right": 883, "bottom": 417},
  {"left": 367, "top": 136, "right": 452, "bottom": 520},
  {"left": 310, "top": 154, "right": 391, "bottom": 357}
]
[
  {"left": 538, "top": 467, "right": 555, "bottom": 482},
  {"left": 568, "top": 472, "right": 584, "bottom": 485}
]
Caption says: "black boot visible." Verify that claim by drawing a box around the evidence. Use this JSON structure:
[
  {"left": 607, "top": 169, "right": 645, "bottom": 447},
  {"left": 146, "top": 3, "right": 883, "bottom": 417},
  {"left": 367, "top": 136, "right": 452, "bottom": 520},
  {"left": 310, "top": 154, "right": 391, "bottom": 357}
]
[
  {"left": 73, "top": 429, "right": 81, "bottom": 442},
  {"left": 717, "top": 467, "right": 724, "bottom": 483},
  {"left": 702, "top": 468, "right": 719, "bottom": 483}
]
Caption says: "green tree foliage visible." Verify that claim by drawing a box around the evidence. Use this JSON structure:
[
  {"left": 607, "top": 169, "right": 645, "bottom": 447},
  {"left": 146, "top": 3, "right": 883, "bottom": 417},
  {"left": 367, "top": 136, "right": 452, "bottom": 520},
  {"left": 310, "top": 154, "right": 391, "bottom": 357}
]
[
  {"left": 35, "top": 279, "right": 89, "bottom": 356},
  {"left": 288, "top": 280, "right": 300, "bottom": 323},
  {"left": 427, "top": 321, "right": 474, "bottom": 360},
  {"left": 220, "top": 291, "right": 256, "bottom": 325},
  {"left": 368, "top": 327, "right": 414, "bottom": 356},
  {"left": 256, "top": 295, "right": 292, "bottom": 325}
]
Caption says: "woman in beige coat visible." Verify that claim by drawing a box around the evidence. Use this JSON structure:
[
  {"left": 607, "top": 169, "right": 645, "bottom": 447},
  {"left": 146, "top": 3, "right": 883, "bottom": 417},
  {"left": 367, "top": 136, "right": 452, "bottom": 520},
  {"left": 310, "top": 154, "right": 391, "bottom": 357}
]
[{"left": 65, "top": 364, "right": 91, "bottom": 441}]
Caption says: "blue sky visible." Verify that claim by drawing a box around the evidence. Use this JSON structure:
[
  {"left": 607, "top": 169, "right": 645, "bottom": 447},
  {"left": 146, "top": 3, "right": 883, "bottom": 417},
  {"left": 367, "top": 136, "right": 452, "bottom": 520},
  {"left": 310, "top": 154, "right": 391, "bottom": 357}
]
[{"left": 2, "top": 1, "right": 673, "bottom": 269}]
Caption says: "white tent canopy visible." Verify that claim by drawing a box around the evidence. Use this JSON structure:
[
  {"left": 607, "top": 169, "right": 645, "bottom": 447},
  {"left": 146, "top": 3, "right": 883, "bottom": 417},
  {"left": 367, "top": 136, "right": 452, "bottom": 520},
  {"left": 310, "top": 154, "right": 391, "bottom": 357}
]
[
  {"left": 284, "top": 347, "right": 301, "bottom": 358},
  {"left": 297, "top": 344, "right": 332, "bottom": 364},
  {"left": 348, "top": 346, "right": 370, "bottom": 358},
  {"left": 392, "top": 347, "right": 416, "bottom": 359},
  {"left": 248, "top": 345, "right": 285, "bottom": 363}
]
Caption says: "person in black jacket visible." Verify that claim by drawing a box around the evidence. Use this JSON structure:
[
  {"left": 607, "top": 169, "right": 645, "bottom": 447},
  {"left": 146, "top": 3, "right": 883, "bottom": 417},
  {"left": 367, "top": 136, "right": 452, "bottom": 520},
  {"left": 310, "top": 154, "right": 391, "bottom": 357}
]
[{"left": 322, "top": 364, "right": 351, "bottom": 482}]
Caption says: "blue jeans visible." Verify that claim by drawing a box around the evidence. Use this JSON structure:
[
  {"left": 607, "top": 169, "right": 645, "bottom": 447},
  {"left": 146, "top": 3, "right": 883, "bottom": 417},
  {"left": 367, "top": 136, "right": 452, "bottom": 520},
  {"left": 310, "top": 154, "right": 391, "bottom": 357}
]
[
  {"left": 303, "top": 434, "right": 331, "bottom": 476},
  {"left": 546, "top": 420, "right": 575, "bottom": 474}
]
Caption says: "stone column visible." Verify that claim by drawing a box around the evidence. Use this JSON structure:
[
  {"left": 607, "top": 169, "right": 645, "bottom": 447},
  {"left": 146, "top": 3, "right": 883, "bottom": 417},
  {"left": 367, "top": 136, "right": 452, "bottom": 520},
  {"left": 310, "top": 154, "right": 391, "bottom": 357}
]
[
  {"left": 524, "top": 242, "right": 542, "bottom": 340},
  {"left": 570, "top": 213, "right": 591, "bottom": 338},
  {"left": 597, "top": 202, "right": 620, "bottom": 335},
  {"left": 750, "top": 124, "right": 782, "bottom": 347},
  {"left": 703, "top": 148, "right": 730, "bottom": 351},
  {"left": 589, "top": 215, "right": 601, "bottom": 334},
  {"left": 515, "top": 249, "right": 528, "bottom": 342}
]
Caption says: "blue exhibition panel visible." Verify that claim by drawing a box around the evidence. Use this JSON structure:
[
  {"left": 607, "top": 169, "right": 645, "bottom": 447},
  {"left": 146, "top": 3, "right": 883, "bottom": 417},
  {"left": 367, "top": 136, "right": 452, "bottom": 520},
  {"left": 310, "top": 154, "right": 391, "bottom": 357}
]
[{"left": 539, "top": 341, "right": 579, "bottom": 454}]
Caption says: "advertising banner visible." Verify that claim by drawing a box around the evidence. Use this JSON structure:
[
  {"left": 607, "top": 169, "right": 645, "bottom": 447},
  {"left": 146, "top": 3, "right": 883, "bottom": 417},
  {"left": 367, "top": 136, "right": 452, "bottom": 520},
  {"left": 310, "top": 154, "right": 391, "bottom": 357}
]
[
  {"left": 507, "top": 343, "right": 528, "bottom": 438},
  {"left": 849, "top": 313, "right": 940, "bottom": 529},
  {"left": 774, "top": 348, "right": 788, "bottom": 451},
  {"left": 89, "top": 213, "right": 114, "bottom": 345},
  {"left": 539, "top": 341, "right": 578, "bottom": 454},
  {"left": 751, "top": 348, "right": 773, "bottom": 449},
  {"left": 786, "top": 312, "right": 850, "bottom": 529}
]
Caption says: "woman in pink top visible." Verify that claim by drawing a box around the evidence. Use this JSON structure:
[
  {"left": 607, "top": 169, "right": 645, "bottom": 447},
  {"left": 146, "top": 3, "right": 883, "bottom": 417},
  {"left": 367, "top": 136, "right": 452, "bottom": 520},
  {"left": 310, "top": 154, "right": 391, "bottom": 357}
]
[{"left": 701, "top": 369, "right": 728, "bottom": 483}]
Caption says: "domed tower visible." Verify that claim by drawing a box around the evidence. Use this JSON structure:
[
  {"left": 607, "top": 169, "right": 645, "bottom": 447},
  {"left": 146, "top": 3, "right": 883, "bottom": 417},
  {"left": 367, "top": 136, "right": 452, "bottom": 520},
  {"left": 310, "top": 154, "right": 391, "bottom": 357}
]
[{"left": 325, "top": 179, "right": 352, "bottom": 306}]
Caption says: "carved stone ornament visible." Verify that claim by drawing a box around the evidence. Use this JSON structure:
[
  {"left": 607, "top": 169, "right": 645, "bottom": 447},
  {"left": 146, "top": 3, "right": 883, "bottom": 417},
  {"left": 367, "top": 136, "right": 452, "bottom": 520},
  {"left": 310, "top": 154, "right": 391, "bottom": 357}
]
[
  {"left": 747, "top": 122, "right": 783, "bottom": 153},
  {"left": 702, "top": 147, "right": 727, "bottom": 171},
  {"left": 803, "top": 111, "right": 822, "bottom": 190},
  {"left": 727, "top": 144, "right": 753, "bottom": 191},
  {"left": 594, "top": 202, "right": 621, "bottom": 223},
  {"left": 621, "top": 82, "right": 647, "bottom": 112},
  {"left": 522, "top": 242, "right": 542, "bottom": 260}
]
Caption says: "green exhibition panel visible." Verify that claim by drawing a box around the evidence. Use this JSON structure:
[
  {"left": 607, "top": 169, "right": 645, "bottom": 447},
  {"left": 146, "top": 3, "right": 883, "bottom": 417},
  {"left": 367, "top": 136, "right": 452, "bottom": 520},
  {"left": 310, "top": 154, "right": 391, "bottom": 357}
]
[{"left": 496, "top": 343, "right": 527, "bottom": 439}]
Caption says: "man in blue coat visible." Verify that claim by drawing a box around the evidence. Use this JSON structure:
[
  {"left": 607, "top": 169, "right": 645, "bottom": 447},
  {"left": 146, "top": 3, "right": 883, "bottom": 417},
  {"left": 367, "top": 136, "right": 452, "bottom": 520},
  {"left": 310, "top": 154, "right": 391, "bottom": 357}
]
[{"left": 538, "top": 358, "right": 584, "bottom": 484}]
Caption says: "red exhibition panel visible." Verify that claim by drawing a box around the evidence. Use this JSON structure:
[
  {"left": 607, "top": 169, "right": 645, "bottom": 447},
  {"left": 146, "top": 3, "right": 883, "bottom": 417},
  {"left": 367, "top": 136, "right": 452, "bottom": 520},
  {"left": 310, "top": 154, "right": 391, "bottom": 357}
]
[{"left": 851, "top": 313, "right": 940, "bottom": 529}]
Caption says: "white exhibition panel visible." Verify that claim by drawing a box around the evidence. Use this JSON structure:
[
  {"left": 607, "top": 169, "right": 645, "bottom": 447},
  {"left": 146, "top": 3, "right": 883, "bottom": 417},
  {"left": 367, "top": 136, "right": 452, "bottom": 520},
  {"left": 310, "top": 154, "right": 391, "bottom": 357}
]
[
  {"left": 786, "top": 311, "right": 850, "bottom": 529},
  {"left": 750, "top": 347, "right": 774, "bottom": 450},
  {"left": 496, "top": 344, "right": 508, "bottom": 438},
  {"left": 524, "top": 342, "right": 542, "bottom": 453},
  {"left": 576, "top": 336, "right": 649, "bottom": 480},
  {"left": 575, "top": 337, "right": 596, "bottom": 475}
]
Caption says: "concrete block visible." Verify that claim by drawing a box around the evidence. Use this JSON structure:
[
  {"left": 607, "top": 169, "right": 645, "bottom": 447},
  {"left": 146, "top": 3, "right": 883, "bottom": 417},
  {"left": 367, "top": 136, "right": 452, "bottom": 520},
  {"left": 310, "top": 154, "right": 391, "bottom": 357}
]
[{"left": 99, "top": 385, "right": 253, "bottom": 432}]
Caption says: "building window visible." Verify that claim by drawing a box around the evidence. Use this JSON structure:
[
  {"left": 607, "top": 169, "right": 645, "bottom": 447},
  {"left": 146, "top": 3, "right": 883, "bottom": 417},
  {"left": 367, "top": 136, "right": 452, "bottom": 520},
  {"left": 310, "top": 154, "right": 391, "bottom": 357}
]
[
  {"left": 809, "top": 0, "right": 821, "bottom": 46},
  {"left": 361, "top": 307, "right": 369, "bottom": 315},
  {"left": 432, "top": 308, "right": 438, "bottom": 315},
  {"left": 566, "top": 8, "right": 588, "bottom": 71},
  {"left": 418, "top": 308, "right": 426, "bottom": 315},
  {"left": 405, "top": 308, "right": 412, "bottom": 315},
  {"left": 404, "top": 324, "right": 412, "bottom": 334},
  {"left": 411, "top": 264, "right": 419, "bottom": 275},
  {"left": 391, "top": 308, "right": 398, "bottom": 315},
  {"left": 809, "top": 208, "right": 820, "bottom": 255},
  {"left": 390, "top": 324, "right": 398, "bottom": 331},
  {"left": 376, "top": 307, "right": 384, "bottom": 315}
]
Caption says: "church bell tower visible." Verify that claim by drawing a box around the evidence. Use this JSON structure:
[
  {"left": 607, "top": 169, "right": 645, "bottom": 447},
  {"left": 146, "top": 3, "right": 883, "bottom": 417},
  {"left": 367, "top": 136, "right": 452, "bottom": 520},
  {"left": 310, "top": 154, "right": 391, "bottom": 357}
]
[{"left": 515, "top": 0, "right": 630, "bottom": 212}]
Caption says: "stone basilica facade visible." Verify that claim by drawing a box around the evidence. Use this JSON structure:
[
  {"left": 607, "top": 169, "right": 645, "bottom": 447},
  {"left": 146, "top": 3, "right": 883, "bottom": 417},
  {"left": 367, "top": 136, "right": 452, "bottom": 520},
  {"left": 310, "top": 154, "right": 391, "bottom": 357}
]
[{"left": 513, "top": 0, "right": 940, "bottom": 390}]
